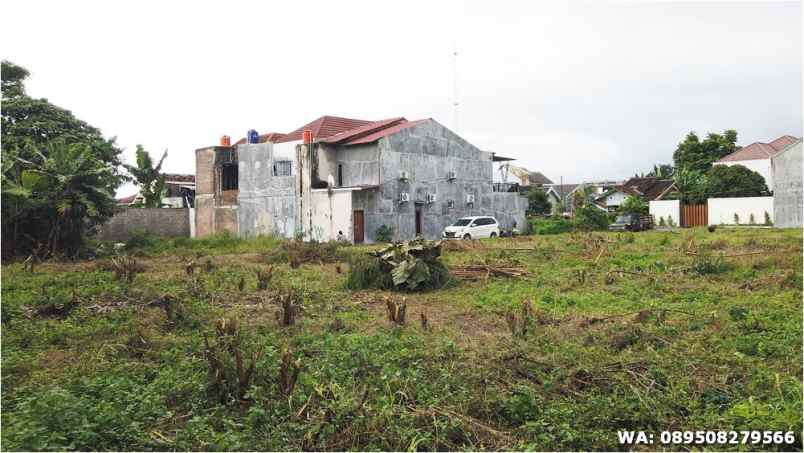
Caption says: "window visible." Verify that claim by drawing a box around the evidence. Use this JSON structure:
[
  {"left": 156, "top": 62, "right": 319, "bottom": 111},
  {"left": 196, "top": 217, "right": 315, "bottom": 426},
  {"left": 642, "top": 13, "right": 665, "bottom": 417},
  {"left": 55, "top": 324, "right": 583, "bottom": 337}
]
[
  {"left": 337, "top": 164, "right": 343, "bottom": 187},
  {"left": 273, "top": 160, "right": 292, "bottom": 177},
  {"left": 221, "top": 164, "right": 238, "bottom": 191}
]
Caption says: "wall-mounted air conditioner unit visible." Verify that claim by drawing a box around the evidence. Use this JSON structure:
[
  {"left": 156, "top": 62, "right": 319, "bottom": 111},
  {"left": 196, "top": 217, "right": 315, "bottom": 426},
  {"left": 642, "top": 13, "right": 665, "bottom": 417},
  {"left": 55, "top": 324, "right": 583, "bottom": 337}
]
[
  {"left": 426, "top": 193, "right": 437, "bottom": 203},
  {"left": 447, "top": 170, "right": 456, "bottom": 181},
  {"left": 466, "top": 194, "right": 475, "bottom": 205},
  {"left": 399, "top": 170, "right": 409, "bottom": 181},
  {"left": 447, "top": 199, "right": 455, "bottom": 209},
  {"left": 399, "top": 192, "right": 410, "bottom": 203}
]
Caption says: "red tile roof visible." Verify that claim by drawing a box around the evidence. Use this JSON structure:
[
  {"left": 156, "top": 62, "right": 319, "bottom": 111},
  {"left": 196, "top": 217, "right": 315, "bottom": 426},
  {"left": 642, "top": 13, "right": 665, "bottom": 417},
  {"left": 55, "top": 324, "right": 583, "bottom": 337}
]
[
  {"left": 320, "top": 117, "right": 406, "bottom": 144},
  {"left": 769, "top": 135, "right": 798, "bottom": 151},
  {"left": 231, "top": 115, "right": 429, "bottom": 147},
  {"left": 717, "top": 135, "right": 800, "bottom": 162},
  {"left": 343, "top": 119, "right": 428, "bottom": 145},
  {"left": 276, "top": 116, "right": 374, "bottom": 143}
]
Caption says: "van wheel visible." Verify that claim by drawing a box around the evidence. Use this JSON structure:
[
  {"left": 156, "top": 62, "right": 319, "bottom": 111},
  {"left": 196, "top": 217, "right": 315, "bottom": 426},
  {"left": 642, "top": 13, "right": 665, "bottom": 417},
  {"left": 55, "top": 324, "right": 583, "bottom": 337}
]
[
  {"left": 463, "top": 234, "right": 471, "bottom": 240},
  {"left": 489, "top": 232, "right": 497, "bottom": 238}
]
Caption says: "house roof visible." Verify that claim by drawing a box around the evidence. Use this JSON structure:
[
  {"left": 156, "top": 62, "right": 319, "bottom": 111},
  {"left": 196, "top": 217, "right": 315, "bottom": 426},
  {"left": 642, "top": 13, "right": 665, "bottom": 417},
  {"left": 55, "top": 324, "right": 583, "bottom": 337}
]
[
  {"left": 231, "top": 116, "right": 430, "bottom": 146},
  {"left": 163, "top": 174, "right": 195, "bottom": 183},
  {"left": 615, "top": 177, "right": 675, "bottom": 200},
  {"left": 320, "top": 117, "right": 407, "bottom": 145},
  {"left": 545, "top": 184, "right": 579, "bottom": 198},
  {"left": 116, "top": 194, "right": 138, "bottom": 205},
  {"left": 528, "top": 172, "right": 553, "bottom": 185},
  {"left": 717, "top": 135, "right": 800, "bottom": 162}
]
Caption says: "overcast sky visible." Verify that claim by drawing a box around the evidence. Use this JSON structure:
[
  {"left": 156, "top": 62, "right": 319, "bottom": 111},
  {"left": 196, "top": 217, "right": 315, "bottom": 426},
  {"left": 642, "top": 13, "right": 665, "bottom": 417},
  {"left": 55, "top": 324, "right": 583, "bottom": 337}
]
[{"left": 3, "top": 1, "right": 801, "bottom": 196}]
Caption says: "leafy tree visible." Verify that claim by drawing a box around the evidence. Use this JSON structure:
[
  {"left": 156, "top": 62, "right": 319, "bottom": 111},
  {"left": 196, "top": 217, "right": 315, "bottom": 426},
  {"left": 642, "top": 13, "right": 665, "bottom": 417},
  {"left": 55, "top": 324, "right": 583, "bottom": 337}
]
[
  {"left": 647, "top": 164, "right": 674, "bottom": 178},
  {"left": 526, "top": 189, "right": 551, "bottom": 216},
  {"left": 669, "top": 166, "right": 708, "bottom": 204},
  {"left": 4, "top": 142, "right": 117, "bottom": 257},
  {"left": 124, "top": 146, "right": 168, "bottom": 207},
  {"left": 705, "top": 164, "right": 769, "bottom": 198},
  {"left": 2, "top": 60, "right": 123, "bottom": 257},
  {"left": 574, "top": 203, "right": 609, "bottom": 230},
  {"left": 618, "top": 195, "right": 648, "bottom": 214},
  {"left": 672, "top": 130, "right": 738, "bottom": 174}
]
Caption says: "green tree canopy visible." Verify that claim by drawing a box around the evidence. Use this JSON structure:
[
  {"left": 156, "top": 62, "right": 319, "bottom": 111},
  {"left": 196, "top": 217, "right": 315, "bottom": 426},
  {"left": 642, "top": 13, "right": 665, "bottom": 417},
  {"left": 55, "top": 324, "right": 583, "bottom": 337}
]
[
  {"left": 618, "top": 195, "right": 648, "bottom": 214},
  {"left": 124, "top": 146, "right": 168, "bottom": 208},
  {"left": 672, "top": 130, "right": 738, "bottom": 174},
  {"left": 526, "top": 189, "right": 551, "bottom": 216},
  {"left": 705, "top": 164, "right": 769, "bottom": 198},
  {"left": 2, "top": 60, "right": 123, "bottom": 257}
]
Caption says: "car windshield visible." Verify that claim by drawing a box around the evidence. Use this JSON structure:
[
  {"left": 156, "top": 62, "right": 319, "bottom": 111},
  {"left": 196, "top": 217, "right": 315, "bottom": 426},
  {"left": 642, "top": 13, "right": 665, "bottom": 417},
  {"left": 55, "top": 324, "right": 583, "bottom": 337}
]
[
  {"left": 615, "top": 215, "right": 631, "bottom": 223},
  {"left": 452, "top": 218, "right": 473, "bottom": 226}
]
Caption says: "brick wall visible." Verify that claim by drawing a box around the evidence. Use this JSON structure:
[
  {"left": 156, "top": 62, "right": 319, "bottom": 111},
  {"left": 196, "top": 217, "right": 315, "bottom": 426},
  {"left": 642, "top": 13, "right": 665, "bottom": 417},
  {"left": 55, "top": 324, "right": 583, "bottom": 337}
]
[{"left": 97, "top": 208, "right": 190, "bottom": 241}]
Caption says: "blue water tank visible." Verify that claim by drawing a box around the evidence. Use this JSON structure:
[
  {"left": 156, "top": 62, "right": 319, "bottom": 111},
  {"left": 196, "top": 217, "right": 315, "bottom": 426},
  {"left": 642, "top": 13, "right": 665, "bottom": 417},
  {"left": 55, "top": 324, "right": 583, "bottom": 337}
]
[{"left": 247, "top": 129, "right": 259, "bottom": 144}]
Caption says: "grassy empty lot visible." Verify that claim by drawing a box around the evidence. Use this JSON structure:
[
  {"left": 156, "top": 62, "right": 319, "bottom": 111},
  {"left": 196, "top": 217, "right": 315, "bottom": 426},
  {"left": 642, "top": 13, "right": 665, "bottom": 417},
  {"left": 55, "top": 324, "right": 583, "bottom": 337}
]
[{"left": 1, "top": 228, "right": 802, "bottom": 451}]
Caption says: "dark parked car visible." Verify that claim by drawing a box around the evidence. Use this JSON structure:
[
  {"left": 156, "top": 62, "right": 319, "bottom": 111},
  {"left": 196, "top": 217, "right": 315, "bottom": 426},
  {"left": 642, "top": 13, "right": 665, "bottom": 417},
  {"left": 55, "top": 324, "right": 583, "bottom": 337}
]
[{"left": 609, "top": 213, "right": 653, "bottom": 232}]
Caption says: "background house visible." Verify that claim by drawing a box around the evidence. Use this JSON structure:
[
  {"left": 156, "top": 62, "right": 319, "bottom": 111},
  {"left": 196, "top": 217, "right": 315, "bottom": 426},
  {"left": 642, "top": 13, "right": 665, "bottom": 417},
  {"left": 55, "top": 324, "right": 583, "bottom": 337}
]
[
  {"left": 714, "top": 135, "right": 798, "bottom": 191},
  {"left": 597, "top": 176, "right": 676, "bottom": 211},
  {"left": 115, "top": 174, "right": 196, "bottom": 208},
  {"left": 196, "top": 115, "right": 527, "bottom": 243}
]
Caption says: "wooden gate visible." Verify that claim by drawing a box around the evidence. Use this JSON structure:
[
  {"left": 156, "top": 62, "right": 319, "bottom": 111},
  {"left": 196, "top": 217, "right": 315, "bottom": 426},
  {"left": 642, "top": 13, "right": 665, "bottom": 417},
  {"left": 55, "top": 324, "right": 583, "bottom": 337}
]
[{"left": 681, "top": 203, "right": 707, "bottom": 227}]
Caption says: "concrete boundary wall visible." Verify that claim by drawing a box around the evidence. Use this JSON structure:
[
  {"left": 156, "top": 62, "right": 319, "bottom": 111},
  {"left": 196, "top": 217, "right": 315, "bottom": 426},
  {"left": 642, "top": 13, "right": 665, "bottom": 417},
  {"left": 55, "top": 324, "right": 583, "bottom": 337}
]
[
  {"left": 649, "top": 200, "right": 680, "bottom": 226},
  {"left": 97, "top": 208, "right": 190, "bottom": 241},
  {"left": 707, "top": 197, "right": 774, "bottom": 226}
]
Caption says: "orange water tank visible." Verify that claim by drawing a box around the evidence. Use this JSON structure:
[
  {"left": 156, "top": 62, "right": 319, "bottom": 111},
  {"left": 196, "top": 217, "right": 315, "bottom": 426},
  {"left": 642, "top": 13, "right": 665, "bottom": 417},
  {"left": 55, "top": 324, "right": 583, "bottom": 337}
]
[
  {"left": 302, "top": 130, "right": 313, "bottom": 144},
  {"left": 220, "top": 135, "right": 231, "bottom": 146}
]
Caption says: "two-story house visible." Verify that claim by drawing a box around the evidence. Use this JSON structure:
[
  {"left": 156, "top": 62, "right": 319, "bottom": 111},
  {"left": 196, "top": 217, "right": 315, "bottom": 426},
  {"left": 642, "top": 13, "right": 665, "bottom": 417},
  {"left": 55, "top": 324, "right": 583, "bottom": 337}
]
[{"left": 195, "top": 115, "right": 527, "bottom": 243}]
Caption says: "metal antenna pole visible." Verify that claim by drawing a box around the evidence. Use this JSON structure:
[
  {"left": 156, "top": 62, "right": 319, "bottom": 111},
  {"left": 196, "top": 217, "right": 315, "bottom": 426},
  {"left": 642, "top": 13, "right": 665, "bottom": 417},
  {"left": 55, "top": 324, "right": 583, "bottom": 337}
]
[{"left": 452, "top": 48, "right": 459, "bottom": 133}]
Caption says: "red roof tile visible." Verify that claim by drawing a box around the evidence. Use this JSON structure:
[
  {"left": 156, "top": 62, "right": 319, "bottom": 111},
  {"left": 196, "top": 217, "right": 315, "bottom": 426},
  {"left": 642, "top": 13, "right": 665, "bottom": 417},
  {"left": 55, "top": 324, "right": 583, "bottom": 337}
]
[
  {"left": 320, "top": 117, "right": 406, "bottom": 144},
  {"left": 275, "top": 116, "right": 374, "bottom": 143},
  {"left": 769, "top": 135, "right": 798, "bottom": 151},
  {"left": 717, "top": 135, "right": 800, "bottom": 162},
  {"left": 343, "top": 119, "right": 429, "bottom": 145},
  {"left": 717, "top": 142, "right": 778, "bottom": 162},
  {"left": 231, "top": 115, "right": 427, "bottom": 147}
]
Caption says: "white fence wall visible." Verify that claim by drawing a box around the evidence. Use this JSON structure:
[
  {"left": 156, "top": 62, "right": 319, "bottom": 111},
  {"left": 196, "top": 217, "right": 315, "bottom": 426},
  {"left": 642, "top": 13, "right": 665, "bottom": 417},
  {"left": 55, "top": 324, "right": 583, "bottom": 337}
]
[
  {"left": 707, "top": 197, "right": 774, "bottom": 226},
  {"left": 649, "top": 200, "right": 680, "bottom": 226}
]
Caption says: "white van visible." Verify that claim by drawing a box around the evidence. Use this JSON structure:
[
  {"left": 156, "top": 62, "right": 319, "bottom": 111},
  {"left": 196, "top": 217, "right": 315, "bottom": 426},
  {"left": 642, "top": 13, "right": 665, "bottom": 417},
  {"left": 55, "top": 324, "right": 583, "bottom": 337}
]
[{"left": 442, "top": 216, "right": 500, "bottom": 240}]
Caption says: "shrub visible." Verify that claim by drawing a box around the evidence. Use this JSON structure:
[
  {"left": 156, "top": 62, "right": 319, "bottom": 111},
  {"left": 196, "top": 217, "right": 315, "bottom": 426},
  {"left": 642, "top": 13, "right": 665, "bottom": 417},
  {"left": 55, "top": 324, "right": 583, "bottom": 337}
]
[
  {"left": 345, "top": 254, "right": 393, "bottom": 290},
  {"left": 734, "top": 213, "right": 740, "bottom": 225},
  {"left": 764, "top": 211, "right": 773, "bottom": 226},
  {"left": 346, "top": 238, "right": 449, "bottom": 291},
  {"left": 530, "top": 218, "right": 573, "bottom": 235},
  {"left": 574, "top": 204, "right": 610, "bottom": 231},
  {"left": 375, "top": 225, "right": 394, "bottom": 243},
  {"left": 749, "top": 213, "right": 756, "bottom": 225},
  {"left": 658, "top": 217, "right": 666, "bottom": 227},
  {"left": 667, "top": 216, "right": 676, "bottom": 227}
]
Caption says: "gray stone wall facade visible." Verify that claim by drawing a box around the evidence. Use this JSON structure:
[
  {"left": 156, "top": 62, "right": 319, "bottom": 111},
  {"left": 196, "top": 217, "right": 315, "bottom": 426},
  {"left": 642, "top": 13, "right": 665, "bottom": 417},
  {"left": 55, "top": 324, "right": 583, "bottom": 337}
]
[
  {"left": 237, "top": 143, "right": 297, "bottom": 238},
  {"left": 97, "top": 208, "right": 190, "bottom": 241},
  {"left": 352, "top": 120, "right": 526, "bottom": 242},
  {"left": 772, "top": 140, "right": 803, "bottom": 228}
]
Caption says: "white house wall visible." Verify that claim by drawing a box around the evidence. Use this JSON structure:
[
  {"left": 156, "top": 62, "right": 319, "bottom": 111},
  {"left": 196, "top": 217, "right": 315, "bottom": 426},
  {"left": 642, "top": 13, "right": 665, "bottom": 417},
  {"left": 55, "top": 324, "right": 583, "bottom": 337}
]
[
  {"left": 309, "top": 189, "right": 353, "bottom": 242},
  {"left": 649, "top": 200, "right": 680, "bottom": 226},
  {"left": 707, "top": 196, "right": 774, "bottom": 226}
]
